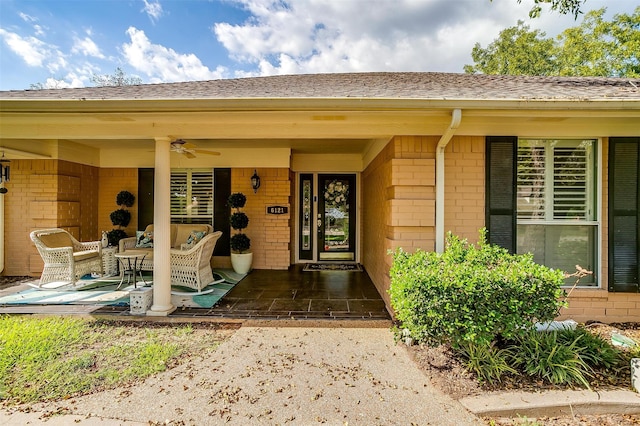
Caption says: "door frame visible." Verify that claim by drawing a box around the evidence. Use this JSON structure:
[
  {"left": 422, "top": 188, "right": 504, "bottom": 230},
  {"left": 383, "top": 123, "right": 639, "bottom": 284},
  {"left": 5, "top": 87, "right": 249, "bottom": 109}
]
[{"left": 295, "top": 172, "right": 360, "bottom": 263}]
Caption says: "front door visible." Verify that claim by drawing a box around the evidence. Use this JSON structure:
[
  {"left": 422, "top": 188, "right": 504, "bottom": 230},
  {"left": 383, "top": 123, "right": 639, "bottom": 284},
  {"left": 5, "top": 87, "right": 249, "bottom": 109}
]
[{"left": 298, "top": 173, "right": 357, "bottom": 262}]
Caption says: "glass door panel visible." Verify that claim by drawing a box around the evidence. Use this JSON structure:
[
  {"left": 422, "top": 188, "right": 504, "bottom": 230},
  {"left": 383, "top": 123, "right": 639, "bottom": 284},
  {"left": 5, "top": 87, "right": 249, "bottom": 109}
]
[{"left": 318, "top": 174, "right": 356, "bottom": 261}]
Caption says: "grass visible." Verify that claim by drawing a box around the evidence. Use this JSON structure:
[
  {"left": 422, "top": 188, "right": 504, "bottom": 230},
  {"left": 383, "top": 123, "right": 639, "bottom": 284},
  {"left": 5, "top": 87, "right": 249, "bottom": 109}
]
[{"left": 0, "top": 315, "right": 230, "bottom": 404}]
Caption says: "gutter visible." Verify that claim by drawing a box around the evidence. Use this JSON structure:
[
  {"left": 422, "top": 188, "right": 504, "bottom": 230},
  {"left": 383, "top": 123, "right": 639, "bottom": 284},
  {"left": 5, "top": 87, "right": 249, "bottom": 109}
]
[{"left": 435, "top": 109, "right": 462, "bottom": 253}]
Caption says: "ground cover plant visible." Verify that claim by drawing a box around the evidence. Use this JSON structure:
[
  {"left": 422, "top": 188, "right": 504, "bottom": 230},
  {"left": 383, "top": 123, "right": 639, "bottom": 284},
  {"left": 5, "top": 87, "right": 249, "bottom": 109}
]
[{"left": 0, "top": 316, "right": 237, "bottom": 404}]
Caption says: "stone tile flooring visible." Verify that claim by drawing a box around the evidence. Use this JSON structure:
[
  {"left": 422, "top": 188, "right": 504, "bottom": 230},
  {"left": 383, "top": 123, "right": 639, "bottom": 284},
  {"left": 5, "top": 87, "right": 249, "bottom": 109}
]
[
  {"left": 183, "top": 265, "right": 391, "bottom": 320},
  {"left": 0, "top": 265, "right": 391, "bottom": 321}
]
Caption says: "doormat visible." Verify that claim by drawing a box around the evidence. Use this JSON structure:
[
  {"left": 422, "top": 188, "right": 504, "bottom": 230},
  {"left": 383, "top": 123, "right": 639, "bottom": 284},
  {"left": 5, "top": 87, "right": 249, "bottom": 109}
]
[{"left": 303, "top": 263, "right": 363, "bottom": 272}]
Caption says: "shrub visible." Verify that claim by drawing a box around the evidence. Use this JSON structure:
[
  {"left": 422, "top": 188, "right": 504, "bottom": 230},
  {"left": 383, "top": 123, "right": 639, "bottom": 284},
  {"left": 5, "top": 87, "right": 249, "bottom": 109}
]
[
  {"left": 228, "top": 192, "right": 250, "bottom": 254},
  {"left": 230, "top": 212, "right": 249, "bottom": 230},
  {"left": 230, "top": 233, "right": 251, "bottom": 253},
  {"left": 228, "top": 192, "right": 247, "bottom": 209},
  {"left": 109, "top": 209, "right": 131, "bottom": 227},
  {"left": 106, "top": 229, "right": 128, "bottom": 247},
  {"left": 116, "top": 190, "right": 135, "bottom": 208},
  {"left": 389, "top": 229, "right": 566, "bottom": 347}
]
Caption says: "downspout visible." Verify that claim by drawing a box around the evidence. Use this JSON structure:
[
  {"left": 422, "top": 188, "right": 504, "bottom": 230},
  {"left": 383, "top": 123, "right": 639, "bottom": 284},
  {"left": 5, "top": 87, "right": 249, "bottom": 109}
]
[{"left": 435, "top": 109, "right": 462, "bottom": 253}]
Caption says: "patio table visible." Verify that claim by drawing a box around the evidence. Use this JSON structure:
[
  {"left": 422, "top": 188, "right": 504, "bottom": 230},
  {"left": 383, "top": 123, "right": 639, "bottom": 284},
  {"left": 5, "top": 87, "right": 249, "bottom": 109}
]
[{"left": 114, "top": 252, "right": 148, "bottom": 289}]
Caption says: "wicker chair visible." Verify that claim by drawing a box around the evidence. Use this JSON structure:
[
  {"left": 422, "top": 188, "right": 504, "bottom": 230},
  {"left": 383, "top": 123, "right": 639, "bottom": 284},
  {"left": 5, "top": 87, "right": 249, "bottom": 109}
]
[
  {"left": 170, "top": 231, "right": 222, "bottom": 293},
  {"left": 30, "top": 228, "right": 103, "bottom": 287}
]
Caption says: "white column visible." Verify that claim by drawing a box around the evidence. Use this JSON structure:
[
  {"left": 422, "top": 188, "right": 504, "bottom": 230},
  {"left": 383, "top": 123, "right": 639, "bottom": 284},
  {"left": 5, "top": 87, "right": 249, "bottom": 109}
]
[{"left": 147, "top": 137, "right": 175, "bottom": 316}]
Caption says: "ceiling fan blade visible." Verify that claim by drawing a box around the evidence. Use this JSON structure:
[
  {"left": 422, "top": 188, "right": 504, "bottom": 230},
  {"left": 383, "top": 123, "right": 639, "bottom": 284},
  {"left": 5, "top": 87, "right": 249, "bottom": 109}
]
[
  {"left": 183, "top": 151, "right": 197, "bottom": 159},
  {"left": 182, "top": 142, "right": 197, "bottom": 149},
  {"left": 193, "top": 149, "right": 221, "bottom": 156}
]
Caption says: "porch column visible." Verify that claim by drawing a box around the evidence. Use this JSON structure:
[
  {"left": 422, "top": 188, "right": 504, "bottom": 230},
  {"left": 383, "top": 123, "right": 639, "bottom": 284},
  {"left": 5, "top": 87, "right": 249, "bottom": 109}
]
[{"left": 147, "top": 137, "right": 175, "bottom": 316}]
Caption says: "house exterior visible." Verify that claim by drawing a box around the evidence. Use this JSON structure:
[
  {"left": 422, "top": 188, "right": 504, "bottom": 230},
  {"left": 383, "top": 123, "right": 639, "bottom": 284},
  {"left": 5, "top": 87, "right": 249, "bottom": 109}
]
[{"left": 0, "top": 72, "right": 639, "bottom": 320}]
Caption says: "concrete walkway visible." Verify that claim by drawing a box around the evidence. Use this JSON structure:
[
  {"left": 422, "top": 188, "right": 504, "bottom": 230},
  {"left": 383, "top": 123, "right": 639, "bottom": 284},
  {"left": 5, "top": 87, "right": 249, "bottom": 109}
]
[
  {"left": 4, "top": 323, "right": 640, "bottom": 425},
  {"left": 1, "top": 326, "right": 482, "bottom": 425}
]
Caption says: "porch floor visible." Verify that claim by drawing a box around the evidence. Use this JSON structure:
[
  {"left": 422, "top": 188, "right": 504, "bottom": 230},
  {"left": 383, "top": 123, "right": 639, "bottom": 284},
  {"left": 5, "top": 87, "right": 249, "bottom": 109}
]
[
  {"left": 0, "top": 265, "right": 391, "bottom": 321},
  {"left": 195, "top": 265, "right": 390, "bottom": 320}
]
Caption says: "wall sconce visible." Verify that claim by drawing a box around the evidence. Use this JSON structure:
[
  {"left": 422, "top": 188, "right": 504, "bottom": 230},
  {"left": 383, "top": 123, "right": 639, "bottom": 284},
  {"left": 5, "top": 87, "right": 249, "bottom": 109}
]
[
  {"left": 251, "top": 169, "right": 261, "bottom": 193},
  {"left": 0, "top": 152, "right": 10, "bottom": 183}
]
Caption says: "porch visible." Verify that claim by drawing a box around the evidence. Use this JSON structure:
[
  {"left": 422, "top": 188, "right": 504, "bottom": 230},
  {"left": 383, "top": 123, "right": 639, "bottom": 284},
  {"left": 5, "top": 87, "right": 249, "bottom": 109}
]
[{"left": 0, "top": 266, "right": 391, "bottom": 321}]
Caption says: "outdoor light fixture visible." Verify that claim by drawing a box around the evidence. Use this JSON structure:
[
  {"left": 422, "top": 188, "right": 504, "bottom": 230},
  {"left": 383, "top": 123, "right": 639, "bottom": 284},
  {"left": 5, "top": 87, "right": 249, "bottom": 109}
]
[
  {"left": 0, "top": 152, "right": 10, "bottom": 183},
  {"left": 251, "top": 169, "right": 261, "bottom": 193}
]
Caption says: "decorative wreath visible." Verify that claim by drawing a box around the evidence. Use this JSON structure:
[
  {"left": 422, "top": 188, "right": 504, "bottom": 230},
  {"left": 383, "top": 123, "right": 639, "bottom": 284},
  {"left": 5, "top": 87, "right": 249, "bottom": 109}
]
[{"left": 324, "top": 180, "right": 349, "bottom": 207}]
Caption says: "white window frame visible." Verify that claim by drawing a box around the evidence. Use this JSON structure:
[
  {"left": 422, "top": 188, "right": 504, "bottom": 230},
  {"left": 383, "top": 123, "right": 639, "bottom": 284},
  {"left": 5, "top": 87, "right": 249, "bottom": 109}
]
[{"left": 516, "top": 138, "right": 601, "bottom": 288}]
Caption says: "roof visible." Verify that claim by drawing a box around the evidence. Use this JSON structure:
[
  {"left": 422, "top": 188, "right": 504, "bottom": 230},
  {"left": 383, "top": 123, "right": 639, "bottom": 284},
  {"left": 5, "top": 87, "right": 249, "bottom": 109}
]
[{"left": 1, "top": 72, "right": 639, "bottom": 102}]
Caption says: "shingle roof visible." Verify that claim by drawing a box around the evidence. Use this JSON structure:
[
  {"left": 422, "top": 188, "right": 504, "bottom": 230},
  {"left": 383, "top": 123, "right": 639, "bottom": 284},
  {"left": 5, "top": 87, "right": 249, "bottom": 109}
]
[{"left": 1, "top": 72, "right": 639, "bottom": 101}]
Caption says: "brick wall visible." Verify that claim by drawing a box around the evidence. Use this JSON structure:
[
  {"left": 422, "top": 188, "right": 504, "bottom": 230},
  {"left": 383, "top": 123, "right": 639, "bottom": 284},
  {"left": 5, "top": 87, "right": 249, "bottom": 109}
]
[
  {"left": 3, "top": 160, "right": 99, "bottom": 276},
  {"left": 444, "top": 136, "right": 485, "bottom": 243},
  {"left": 362, "top": 136, "right": 438, "bottom": 309},
  {"left": 98, "top": 168, "right": 139, "bottom": 238},
  {"left": 231, "top": 168, "right": 291, "bottom": 270}
]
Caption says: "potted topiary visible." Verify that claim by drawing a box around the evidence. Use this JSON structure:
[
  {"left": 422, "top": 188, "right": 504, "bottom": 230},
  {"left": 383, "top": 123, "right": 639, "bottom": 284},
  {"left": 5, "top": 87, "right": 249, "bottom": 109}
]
[
  {"left": 107, "top": 190, "right": 135, "bottom": 247},
  {"left": 228, "top": 192, "right": 252, "bottom": 274}
]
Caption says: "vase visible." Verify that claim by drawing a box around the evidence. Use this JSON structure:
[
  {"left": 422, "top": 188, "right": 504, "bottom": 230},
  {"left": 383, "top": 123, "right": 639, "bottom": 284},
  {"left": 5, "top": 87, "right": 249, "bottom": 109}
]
[{"left": 231, "top": 252, "right": 253, "bottom": 274}]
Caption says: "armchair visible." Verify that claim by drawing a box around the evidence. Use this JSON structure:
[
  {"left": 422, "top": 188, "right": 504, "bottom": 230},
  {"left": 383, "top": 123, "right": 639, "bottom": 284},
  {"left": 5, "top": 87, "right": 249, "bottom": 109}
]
[
  {"left": 30, "top": 228, "right": 103, "bottom": 287},
  {"left": 170, "top": 231, "right": 222, "bottom": 293}
]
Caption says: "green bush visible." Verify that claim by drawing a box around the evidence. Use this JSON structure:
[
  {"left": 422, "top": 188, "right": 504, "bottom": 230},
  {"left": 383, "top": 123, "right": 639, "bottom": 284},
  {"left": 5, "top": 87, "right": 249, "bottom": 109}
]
[
  {"left": 116, "top": 190, "right": 135, "bottom": 208},
  {"left": 109, "top": 209, "right": 131, "bottom": 227},
  {"left": 389, "top": 229, "right": 566, "bottom": 347},
  {"left": 106, "top": 229, "right": 128, "bottom": 247},
  {"left": 230, "top": 212, "right": 249, "bottom": 230},
  {"left": 230, "top": 233, "right": 251, "bottom": 253}
]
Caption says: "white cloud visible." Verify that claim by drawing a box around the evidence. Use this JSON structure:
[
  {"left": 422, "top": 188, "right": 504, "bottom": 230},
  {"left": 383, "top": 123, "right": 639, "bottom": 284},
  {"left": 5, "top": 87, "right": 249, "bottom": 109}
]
[
  {"left": 0, "top": 28, "right": 56, "bottom": 67},
  {"left": 213, "top": 0, "right": 611, "bottom": 76},
  {"left": 122, "top": 27, "right": 227, "bottom": 82},
  {"left": 142, "top": 0, "right": 164, "bottom": 23},
  {"left": 72, "top": 32, "right": 105, "bottom": 59}
]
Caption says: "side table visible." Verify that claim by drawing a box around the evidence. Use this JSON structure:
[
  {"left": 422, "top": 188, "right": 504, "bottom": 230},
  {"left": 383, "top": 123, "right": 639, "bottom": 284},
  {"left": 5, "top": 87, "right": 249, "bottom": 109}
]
[
  {"left": 102, "top": 246, "right": 118, "bottom": 276},
  {"left": 114, "top": 252, "right": 148, "bottom": 289}
]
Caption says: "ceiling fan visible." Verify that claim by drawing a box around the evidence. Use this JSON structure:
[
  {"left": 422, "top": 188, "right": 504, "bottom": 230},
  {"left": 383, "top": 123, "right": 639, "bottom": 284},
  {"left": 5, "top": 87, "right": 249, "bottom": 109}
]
[{"left": 170, "top": 139, "right": 220, "bottom": 159}]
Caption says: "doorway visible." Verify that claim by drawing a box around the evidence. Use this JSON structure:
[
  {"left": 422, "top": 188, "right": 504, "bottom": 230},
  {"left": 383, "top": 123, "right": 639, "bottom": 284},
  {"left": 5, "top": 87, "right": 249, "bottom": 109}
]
[{"left": 298, "top": 173, "right": 357, "bottom": 262}]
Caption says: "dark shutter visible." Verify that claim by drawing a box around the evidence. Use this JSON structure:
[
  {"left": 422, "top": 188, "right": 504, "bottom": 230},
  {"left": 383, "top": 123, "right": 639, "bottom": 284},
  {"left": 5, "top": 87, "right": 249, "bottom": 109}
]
[
  {"left": 609, "top": 138, "right": 640, "bottom": 292},
  {"left": 214, "top": 168, "right": 231, "bottom": 256},
  {"left": 138, "top": 168, "right": 154, "bottom": 229},
  {"left": 485, "top": 137, "right": 517, "bottom": 253}
]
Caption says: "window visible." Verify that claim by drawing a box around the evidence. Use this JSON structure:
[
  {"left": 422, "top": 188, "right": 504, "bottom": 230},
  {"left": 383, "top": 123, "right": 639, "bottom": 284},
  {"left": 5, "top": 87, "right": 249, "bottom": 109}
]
[
  {"left": 170, "top": 169, "right": 213, "bottom": 224},
  {"left": 516, "top": 139, "right": 597, "bottom": 285}
]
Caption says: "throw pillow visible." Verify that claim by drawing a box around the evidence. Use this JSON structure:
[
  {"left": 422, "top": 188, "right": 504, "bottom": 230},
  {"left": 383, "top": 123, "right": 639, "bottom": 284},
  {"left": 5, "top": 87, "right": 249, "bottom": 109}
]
[
  {"left": 135, "top": 230, "right": 154, "bottom": 248},
  {"left": 186, "top": 230, "right": 206, "bottom": 245}
]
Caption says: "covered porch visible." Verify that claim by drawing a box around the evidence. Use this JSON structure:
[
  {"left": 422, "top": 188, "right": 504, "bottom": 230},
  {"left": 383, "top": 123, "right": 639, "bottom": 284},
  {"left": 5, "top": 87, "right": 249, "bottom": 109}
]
[{"left": 0, "top": 266, "right": 391, "bottom": 320}]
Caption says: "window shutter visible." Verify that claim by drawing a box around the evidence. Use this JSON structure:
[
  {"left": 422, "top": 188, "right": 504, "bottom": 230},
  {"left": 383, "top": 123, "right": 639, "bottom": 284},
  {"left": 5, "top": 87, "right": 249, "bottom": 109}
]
[
  {"left": 486, "top": 136, "right": 517, "bottom": 253},
  {"left": 609, "top": 138, "right": 640, "bottom": 292},
  {"left": 214, "top": 168, "right": 231, "bottom": 256}
]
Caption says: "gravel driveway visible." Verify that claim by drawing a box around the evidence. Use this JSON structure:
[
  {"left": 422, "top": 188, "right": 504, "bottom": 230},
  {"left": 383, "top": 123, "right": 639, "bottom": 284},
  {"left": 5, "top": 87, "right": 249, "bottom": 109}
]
[{"left": 17, "top": 325, "right": 481, "bottom": 425}]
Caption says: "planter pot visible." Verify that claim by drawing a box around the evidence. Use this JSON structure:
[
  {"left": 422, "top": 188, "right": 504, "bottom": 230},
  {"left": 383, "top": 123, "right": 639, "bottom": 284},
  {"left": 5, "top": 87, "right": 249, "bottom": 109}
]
[{"left": 231, "top": 252, "right": 253, "bottom": 274}]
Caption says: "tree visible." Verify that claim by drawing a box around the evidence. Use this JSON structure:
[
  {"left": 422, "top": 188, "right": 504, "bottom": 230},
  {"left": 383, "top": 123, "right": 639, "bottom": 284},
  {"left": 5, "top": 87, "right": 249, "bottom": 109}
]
[
  {"left": 466, "top": 7, "right": 640, "bottom": 78},
  {"left": 557, "top": 8, "right": 640, "bottom": 77},
  {"left": 463, "top": 21, "right": 557, "bottom": 76},
  {"left": 90, "top": 67, "right": 142, "bottom": 87},
  {"left": 494, "top": 0, "right": 585, "bottom": 19}
]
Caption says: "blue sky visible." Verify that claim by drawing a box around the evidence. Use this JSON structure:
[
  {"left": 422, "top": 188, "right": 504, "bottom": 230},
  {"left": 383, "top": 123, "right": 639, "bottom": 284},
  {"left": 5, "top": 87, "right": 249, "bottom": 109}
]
[{"left": 0, "top": 0, "right": 636, "bottom": 90}]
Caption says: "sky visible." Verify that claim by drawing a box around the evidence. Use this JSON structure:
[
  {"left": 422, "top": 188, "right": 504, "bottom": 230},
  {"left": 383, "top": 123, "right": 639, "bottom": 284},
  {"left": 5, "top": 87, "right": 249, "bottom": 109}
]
[{"left": 0, "top": 0, "right": 636, "bottom": 91}]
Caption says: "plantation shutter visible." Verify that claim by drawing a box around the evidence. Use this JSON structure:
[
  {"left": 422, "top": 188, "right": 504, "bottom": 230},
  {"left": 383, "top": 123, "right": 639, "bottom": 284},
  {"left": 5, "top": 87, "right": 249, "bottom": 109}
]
[
  {"left": 609, "top": 137, "right": 640, "bottom": 292},
  {"left": 170, "top": 170, "right": 213, "bottom": 224},
  {"left": 485, "top": 136, "right": 517, "bottom": 253}
]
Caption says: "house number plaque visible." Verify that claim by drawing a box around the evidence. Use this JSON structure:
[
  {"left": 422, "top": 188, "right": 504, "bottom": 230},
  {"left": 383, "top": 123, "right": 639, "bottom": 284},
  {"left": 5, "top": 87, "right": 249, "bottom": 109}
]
[{"left": 267, "top": 205, "right": 288, "bottom": 215}]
